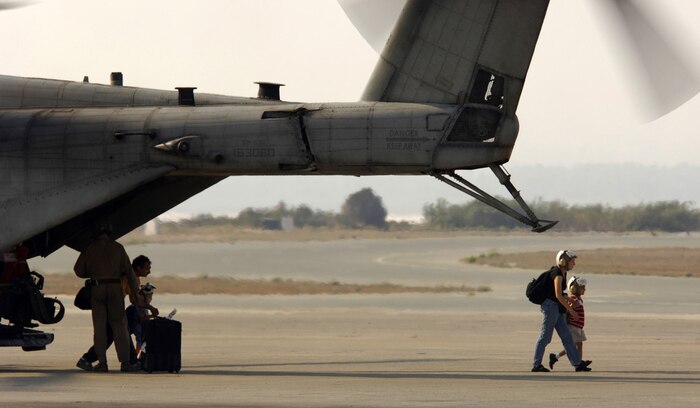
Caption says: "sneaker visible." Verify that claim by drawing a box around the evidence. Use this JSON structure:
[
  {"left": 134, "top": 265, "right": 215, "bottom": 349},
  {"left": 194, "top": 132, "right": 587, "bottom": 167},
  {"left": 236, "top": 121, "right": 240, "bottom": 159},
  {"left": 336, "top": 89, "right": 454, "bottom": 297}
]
[
  {"left": 575, "top": 360, "right": 592, "bottom": 372},
  {"left": 531, "top": 364, "right": 550, "bottom": 372},
  {"left": 92, "top": 362, "right": 108, "bottom": 372},
  {"left": 120, "top": 362, "right": 141, "bottom": 372},
  {"left": 548, "top": 353, "right": 558, "bottom": 370},
  {"left": 76, "top": 358, "right": 92, "bottom": 371}
]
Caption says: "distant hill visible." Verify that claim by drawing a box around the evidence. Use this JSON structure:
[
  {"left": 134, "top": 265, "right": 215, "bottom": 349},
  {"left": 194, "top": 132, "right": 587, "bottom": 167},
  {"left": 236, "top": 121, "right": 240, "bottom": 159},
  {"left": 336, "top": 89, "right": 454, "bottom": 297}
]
[{"left": 492, "top": 163, "right": 700, "bottom": 207}]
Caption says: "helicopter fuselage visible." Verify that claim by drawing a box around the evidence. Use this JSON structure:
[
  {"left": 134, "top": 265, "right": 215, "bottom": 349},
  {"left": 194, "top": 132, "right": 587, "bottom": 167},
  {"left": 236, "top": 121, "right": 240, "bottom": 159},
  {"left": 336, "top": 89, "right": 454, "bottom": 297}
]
[{"left": 1, "top": 101, "right": 516, "bottom": 179}]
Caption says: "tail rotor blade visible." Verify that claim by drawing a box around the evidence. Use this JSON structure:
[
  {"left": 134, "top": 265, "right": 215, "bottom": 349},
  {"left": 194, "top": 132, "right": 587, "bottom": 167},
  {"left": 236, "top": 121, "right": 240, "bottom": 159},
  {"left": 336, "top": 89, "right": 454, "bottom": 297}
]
[
  {"left": 0, "top": 1, "right": 35, "bottom": 11},
  {"left": 602, "top": 0, "right": 700, "bottom": 118},
  {"left": 337, "top": 0, "right": 406, "bottom": 53}
]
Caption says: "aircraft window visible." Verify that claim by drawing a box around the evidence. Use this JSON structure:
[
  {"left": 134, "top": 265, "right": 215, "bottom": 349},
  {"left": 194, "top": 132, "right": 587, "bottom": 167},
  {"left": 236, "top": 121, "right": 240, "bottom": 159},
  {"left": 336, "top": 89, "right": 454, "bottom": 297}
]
[
  {"left": 446, "top": 107, "right": 500, "bottom": 142},
  {"left": 468, "top": 68, "right": 504, "bottom": 109}
]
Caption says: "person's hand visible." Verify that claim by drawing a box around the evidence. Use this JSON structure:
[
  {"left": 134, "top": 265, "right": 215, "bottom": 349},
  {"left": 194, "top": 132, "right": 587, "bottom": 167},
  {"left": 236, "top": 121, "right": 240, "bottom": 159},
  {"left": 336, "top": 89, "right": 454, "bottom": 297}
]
[
  {"left": 569, "top": 310, "right": 579, "bottom": 320},
  {"left": 150, "top": 307, "right": 159, "bottom": 317}
]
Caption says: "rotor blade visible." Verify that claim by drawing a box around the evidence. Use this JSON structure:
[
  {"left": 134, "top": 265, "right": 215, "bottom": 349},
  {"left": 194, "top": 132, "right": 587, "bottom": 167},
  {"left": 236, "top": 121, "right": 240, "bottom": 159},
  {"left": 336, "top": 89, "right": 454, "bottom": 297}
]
[
  {"left": 0, "top": 0, "right": 34, "bottom": 10},
  {"left": 602, "top": 0, "right": 700, "bottom": 118},
  {"left": 337, "top": 0, "right": 406, "bottom": 53}
]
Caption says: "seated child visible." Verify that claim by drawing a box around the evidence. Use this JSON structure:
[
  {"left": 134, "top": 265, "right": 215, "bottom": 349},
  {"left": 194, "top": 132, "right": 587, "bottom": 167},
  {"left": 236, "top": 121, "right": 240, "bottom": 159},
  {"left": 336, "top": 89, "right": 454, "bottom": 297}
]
[{"left": 126, "top": 282, "right": 156, "bottom": 357}]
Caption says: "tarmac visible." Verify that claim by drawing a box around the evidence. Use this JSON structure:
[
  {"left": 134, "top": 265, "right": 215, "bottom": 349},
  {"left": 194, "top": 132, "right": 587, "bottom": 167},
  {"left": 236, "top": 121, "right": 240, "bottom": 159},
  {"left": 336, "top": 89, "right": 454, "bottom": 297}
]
[{"left": 3, "top": 233, "right": 700, "bottom": 407}]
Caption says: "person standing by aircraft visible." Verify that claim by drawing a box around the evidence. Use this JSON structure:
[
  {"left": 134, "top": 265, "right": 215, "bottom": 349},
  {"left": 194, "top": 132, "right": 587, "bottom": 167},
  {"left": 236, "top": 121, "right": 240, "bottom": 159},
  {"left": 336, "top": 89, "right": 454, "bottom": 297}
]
[
  {"left": 73, "top": 223, "right": 141, "bottom": 372},
  {"left": 532, "top": 250, "right": 592, "bottom": 372},
  {"left": 77, "top": 255, "right": 158, "bottom": 371}
]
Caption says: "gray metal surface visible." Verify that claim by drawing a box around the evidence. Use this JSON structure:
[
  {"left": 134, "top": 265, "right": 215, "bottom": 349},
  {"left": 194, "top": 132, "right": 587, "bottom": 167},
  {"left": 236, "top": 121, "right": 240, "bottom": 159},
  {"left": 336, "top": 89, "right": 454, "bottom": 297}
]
[
  {"left": 0, "top": 1, "right": 551, "bottom": 257},
  {"left": 362, "top": 0, "right": 549, "bottom": 115},
  {"left": 0, "top": 74, "right": 275, "bottom": 109}
]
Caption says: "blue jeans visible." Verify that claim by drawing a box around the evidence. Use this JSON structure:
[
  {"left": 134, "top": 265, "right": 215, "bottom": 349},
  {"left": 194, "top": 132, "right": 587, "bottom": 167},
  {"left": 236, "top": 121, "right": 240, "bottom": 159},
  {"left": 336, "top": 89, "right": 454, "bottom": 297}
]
[{"left": 533, "top": 298, "right": 581, "bottom": 367}]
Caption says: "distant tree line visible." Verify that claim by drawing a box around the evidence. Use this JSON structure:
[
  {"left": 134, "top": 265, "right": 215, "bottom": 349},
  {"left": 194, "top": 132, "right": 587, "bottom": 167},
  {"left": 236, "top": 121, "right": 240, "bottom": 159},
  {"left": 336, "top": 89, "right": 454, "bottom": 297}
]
[
  {"left": 162, "top": 188, "right": 392, "bottom": 231},
  {"left": 422, "top": 198, "right": 700, "bottom": 232},
  {"left": 160, "top": 190, "right": 700, "bottom": 233}
]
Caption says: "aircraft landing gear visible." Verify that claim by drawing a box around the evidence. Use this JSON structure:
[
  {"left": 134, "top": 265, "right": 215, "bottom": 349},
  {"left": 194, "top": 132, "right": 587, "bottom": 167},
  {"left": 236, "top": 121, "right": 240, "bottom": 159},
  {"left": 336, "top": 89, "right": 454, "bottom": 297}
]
[
  {"left": 429, "top": 165, "right": 558, "bottom": 233},
  {"left": 0, "top": 323, "right": 54, "bottom": 351},
  {"left": 0, "top": 271, "right": 64, "bottom": 351}
]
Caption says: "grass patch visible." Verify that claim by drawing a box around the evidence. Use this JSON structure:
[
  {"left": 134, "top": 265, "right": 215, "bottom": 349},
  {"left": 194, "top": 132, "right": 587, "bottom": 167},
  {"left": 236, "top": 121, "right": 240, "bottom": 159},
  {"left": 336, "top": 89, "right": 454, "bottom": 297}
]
[
  {"left": 41, "top": 274, "right": 490, "bottom": 296},
  {"left": 465, "top": 249, "right": 500, "bottom": 264},
  {"left": 463, "top": 247, "right": 700, "bottom": 278}
]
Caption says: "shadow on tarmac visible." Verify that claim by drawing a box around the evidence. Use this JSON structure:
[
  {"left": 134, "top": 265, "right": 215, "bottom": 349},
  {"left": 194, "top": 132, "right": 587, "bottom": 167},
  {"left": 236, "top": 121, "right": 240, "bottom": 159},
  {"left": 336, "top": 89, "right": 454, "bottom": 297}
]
[
  {"left": 3, "top": 361, "right": 700, "bottom": 387},
  {"left": 176, "top": 359, "right": 700, "bottom": 385}
]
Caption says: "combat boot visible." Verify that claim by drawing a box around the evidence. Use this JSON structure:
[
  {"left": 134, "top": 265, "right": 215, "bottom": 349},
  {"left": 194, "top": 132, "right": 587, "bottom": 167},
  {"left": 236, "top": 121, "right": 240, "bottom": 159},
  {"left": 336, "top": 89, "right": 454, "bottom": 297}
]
[{"left": 76, "top": 357, "right": 92, "bottom": 371}]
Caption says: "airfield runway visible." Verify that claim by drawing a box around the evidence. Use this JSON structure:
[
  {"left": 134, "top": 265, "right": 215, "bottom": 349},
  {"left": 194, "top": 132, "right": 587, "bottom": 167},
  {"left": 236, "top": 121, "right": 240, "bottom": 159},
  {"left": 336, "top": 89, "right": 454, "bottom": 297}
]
[{"left": 4, "top": 233, "right": 700, "bottom": 407}]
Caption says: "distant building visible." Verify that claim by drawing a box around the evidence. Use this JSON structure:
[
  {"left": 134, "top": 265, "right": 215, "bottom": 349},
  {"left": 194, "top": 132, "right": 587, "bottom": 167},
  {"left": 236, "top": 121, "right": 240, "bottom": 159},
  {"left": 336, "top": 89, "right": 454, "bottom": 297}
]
[
  {"left": 281, "top": 216, "right": 295, "bottom": 232},
  {"left": 261, "top": 217, "right": 295, "bottom": 231},
  {"left": 144, "top": 219, "right": 158, "bottom": 236}
]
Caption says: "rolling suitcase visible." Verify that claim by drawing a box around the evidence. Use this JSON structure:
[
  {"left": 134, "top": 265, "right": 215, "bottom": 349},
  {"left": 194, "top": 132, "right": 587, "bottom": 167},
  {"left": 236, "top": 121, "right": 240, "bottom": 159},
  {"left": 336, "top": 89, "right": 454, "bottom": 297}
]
[{"left": 141, "top": 317, "right": 181, "bottom": 373}]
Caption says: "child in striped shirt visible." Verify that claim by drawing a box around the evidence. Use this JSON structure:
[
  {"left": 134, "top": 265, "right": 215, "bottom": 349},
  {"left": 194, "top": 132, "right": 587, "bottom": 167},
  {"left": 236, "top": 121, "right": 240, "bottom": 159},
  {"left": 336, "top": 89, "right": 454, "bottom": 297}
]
[{"left": 549, "top": 276, "right": 590, "bottom": 370}]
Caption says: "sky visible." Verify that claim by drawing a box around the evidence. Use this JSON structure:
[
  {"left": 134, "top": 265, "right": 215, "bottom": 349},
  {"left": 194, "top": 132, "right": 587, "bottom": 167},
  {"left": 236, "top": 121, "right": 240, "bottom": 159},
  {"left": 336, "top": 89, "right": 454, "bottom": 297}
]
[{"left": 2, "top": 0, "right": 700, "bottom": 218}]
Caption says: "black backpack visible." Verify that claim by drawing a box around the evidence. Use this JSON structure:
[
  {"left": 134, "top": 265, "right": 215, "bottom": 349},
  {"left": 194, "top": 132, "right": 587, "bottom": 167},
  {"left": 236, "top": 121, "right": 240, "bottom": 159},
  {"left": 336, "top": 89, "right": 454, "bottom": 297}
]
[{"left": 526, "top": 267, "right": 555, "bottom": 304}]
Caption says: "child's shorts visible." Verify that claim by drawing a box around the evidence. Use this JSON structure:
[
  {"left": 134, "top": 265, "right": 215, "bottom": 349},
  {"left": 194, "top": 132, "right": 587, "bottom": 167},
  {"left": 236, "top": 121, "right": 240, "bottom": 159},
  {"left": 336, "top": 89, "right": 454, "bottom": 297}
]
[{"left": 568, "top": 325, "right": 587, "bottom": 342}]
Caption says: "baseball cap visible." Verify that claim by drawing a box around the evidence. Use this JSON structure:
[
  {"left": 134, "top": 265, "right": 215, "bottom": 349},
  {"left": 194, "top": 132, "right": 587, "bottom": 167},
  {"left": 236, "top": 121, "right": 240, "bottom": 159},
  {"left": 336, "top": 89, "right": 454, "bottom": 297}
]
[
  {"left": 568, "top": 276, "right": 587, "bottom": 291},
  {"left": 556, "top": 249, "right": 577, "bottom": 265},
  {"left": 140, "top": 282, "right": 156, "bottom": 295}
]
